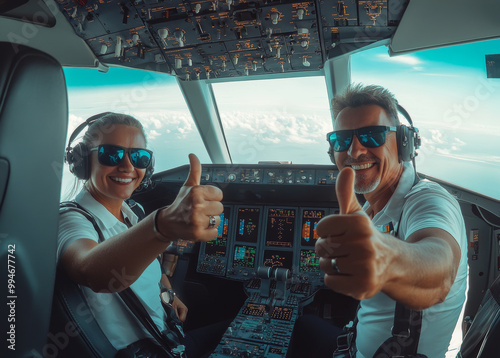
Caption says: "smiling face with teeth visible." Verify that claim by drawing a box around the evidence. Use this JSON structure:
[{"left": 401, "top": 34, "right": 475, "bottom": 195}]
[
  {"left": 86, "top": 124, "right": 147, "bottom": 211},
  {"left": 334, "top": 104, "right": 404, "bottom": 203}
]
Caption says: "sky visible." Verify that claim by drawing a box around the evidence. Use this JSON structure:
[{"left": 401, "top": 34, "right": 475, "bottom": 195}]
[{"left": 61, "top": 38, "right": 500, "bottom": 200}]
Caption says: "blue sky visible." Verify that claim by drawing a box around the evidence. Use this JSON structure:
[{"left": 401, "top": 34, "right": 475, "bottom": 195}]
[{"left": 61, "top": 39, "right": 500, "bottom": 200}]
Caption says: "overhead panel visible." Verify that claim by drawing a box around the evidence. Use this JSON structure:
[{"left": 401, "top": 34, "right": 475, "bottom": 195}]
[{"left": 54, "top": 0, "right": 409, "bottom": 80}]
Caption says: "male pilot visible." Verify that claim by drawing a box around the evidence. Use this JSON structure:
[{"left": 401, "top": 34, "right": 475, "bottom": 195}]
[{"left": 300, "top": 84, "right": 467, "bottom": 358}]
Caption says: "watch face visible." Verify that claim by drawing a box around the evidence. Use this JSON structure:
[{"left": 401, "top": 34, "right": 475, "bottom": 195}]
[
  {"left": 161, "top": 289, "right": 175, "bottom": 305},
  {"left": 167, "top": 289, "right": 176, "bottom": 304}
]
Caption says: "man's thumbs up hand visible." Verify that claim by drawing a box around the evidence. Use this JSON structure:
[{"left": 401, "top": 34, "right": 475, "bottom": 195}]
[
  {"left": 336, "top": 167, "right": 364, "bottom": 215},
  {"left": 315, "top": 167, "right": 389, "bottom": 301}
]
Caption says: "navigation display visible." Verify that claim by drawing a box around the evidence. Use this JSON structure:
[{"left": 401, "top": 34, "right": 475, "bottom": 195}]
[
  {"left": 299, "top": 249, "right": 320, "bottom": 272},
  {"left": 236, "top": 207, "right": 261, "bottom": 243},
  {"left": 205, "top": 207, "right": 231, "bottom": 257},
  {"left": 265, "top": 208, "right": 295, "bottom": 248},
  {"left": 301, "top": 209, "right": 325, "bottom": 246},
  {"left": 263, "top": 250, "right": 293, "bottom": 269},
  {"left": 232, "top": 245, "right": 257, "bottom": 268}
]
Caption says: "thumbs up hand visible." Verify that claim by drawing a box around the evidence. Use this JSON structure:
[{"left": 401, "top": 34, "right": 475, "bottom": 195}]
[
  {"left": 336, "top": 167, "right": 364, "bottom": 215},
  {"left": 156, "top": 154, "right": 223, "bottom": 242},
  {"left": 315, "top": 167, "right": 391, "bottom": 301}
]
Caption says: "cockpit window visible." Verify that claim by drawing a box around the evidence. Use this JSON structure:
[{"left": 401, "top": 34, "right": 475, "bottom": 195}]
[
  {"left": 212, "top": 77, "right": 332, "bottom": 165},
  {"left": 351, "top": 39, "right": 500, "bottom": 199},
  {"left": 62, "top": 67, "right": 209, "bottom": 198}
]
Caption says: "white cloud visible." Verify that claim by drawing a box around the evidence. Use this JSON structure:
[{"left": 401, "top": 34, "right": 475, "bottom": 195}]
[
  {"left": 454, "top": 137, "right": 466, "bottom": 145},
  {"left": 429, "top": 129, "right": 446, "bottom": 144},
  {"left": 379, "top": 54, "right": 422, "bottom": 66},
  {"left": 436, "top": 148, "right": 450, "bottom": 155},
  {"left": 148, "top": 129, "right": 161, "bottom": 139}
]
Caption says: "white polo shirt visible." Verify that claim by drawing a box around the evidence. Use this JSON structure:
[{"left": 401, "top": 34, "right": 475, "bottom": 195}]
[
  {"left": 57, "top": 189, "right": 167, "bottom": 350},
  {"left": 356, "top": 162, "right": 468, "bottom": 358}
]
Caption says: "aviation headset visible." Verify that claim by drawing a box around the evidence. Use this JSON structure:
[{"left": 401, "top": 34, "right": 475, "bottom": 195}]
[
  {"left": 327, "top": 103, "right": 421, "bottom": 165},
  {"left": 65, "top": 112, "right": 154, "bottom": 190}
]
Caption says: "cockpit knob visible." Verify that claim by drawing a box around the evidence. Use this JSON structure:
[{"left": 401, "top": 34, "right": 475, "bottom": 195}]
[
  {"left": 297, "top": 8, "right": 305, "bottom": 20},
  {"left": 114, "top": 36, "right": 122, "bottom": 57},
  {"left": 174, "top": 30, "right": 184, "bottom": 47},
  {"left": 158, "top": 28, "right": 168, "bottom": 39},
  {"left": 271, "top": 12, "right": 279, "bottom": 25},
  {"left": 132, "top": 34, "right": 139, "bottom": 45}
]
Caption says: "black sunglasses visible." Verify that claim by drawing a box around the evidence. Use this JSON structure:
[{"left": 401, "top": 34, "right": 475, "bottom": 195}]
[
  {"left": 90, "top": 144, "right": 153, "bottom": 169},
  {"left": 326, "top": 125, "right": 398, "bottom": 152}
]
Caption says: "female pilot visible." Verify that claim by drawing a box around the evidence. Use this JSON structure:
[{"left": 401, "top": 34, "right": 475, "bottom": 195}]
[{"left": 58, "top": 112, "right": 225, "bottom": 357}]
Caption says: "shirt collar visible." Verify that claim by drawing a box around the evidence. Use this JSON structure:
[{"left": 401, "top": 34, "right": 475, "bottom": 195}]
[
  {"left": 363, "top": 161, "right": 416, "bottom": 227},
  {"left": 75, "top": 189, "right": 138, "bottom": 228}
]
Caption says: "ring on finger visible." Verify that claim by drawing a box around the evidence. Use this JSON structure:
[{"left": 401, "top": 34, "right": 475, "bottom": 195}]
[
  {"left": 208, "top": 215, "right": 217, "bottom": 229},
  {"left": 331, "top": 258, "right": 341, "bottom": 275}
]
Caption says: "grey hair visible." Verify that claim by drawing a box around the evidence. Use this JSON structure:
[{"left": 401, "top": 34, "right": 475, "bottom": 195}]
[{"left": 332, "top": 84, "right": 400, "bottom": 125}]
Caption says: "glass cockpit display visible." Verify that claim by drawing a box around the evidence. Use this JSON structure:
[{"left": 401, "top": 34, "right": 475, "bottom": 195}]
[
  {"left": 236, "top": 207, "right": 261, "bottom": 243},
  {"left": 301, "top": 209, "right": 325, "bottom": 246},
  {"left": 233, "top": 245, "right": 257, "bottom": 268},
  {"left": 204, "top": 206, "right": 231, "bottom": 257},
  {"left": 265, "top": 208, "right": 295, "bottom": 248},
  {"left": 263, "top": 250, "right": 293, "bottom": 269},
  {"left": 299, "top": 249, "right": 319, "bottom": 272}
]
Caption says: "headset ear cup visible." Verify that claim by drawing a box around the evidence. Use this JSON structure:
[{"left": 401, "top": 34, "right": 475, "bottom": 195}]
[
  {"left": 67, "top": 143, "right": 91, "bottom": 180},
  {"left": 137, "top": 155, "right": 155, "bottom": 191},
  {"left": 397, "top": 125, "right": 413, "bottom": 163}
]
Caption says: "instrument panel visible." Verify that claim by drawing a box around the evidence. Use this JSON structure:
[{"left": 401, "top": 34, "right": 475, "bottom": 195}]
[{"left": 197, "top": 204, "right": 336, "bottom": 289}]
